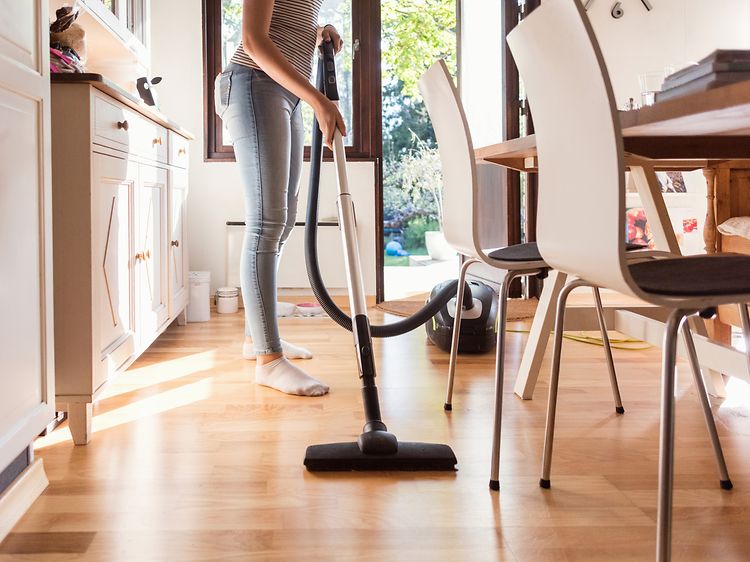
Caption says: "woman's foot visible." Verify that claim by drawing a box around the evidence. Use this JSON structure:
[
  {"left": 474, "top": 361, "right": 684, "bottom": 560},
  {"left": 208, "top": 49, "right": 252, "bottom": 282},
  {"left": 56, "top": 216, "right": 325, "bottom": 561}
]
[
  {"left": 243, "top": 340, "right": 313, "bottom": 360},
  {"left": 255, "top": 357, "right": 329, "bottom": 396}
]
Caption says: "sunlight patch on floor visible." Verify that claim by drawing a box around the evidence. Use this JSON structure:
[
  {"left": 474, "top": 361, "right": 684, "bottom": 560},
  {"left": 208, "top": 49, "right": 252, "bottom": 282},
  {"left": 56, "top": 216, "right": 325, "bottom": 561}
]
[
  {"left": 720, "top": 376, "right": 750, "bottom": 409},
  {"left": 35, "top": 379, "right": 214, "bottom": 449},
  {"left": 98, "top": 350, "right": 220, "bottom": 400}
]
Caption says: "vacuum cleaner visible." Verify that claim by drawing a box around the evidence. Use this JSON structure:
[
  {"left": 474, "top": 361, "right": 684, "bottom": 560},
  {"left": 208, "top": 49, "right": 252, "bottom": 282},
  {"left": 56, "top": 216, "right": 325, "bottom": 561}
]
[
  {"left": 425, "top": 279, "right": 498, "bottom": 354},
  {"left": 303, "top": 42, "right": 459, "bottom": 472}
]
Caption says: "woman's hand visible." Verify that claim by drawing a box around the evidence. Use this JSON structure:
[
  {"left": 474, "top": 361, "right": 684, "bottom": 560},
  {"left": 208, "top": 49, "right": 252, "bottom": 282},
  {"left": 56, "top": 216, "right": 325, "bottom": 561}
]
[
  {"left": 318, "top": 24, "right": 344, "bottom": 53},
  {"left": 313, "top": 94, "right": 347, "bottom": 149}
]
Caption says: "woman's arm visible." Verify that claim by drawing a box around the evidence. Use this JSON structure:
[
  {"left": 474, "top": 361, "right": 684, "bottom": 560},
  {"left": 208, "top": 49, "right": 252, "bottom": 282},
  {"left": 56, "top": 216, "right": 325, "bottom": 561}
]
[{"left": 242, "top": 0, "right": 345, "bottom": 147}]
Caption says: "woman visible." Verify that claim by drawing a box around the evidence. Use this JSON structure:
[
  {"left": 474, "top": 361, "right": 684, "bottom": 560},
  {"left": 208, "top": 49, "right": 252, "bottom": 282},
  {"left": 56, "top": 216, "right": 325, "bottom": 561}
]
[{"left": 215, "top": 0, "right": 345, "bottom": 397}]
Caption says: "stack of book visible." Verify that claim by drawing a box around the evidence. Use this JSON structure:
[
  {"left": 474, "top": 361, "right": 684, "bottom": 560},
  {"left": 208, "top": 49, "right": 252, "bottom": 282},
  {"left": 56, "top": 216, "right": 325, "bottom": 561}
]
[{"left": 656, "top": 50, "right": 750, "bottom": 102}]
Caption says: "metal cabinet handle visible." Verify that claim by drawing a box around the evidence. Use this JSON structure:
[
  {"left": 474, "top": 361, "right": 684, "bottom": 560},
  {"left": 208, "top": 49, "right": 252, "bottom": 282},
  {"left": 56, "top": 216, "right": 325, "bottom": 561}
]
[
  {"left": 135, "top": 252, "right": 144, "bottom": 262},
  {"left": 145, "top": 249, "right": 151, "bottom": 259},
  {"left": 153, "top": 137, "right": 163, "bottom": 146},
  {"left": 178, "top": 148, "right": 187, "bottom": 156},
  {"left": 171, "top": 240, "right": 180, "bottom": 248},
  {"left": 117, "top": 120, "right": 129, "bottom": 131}
]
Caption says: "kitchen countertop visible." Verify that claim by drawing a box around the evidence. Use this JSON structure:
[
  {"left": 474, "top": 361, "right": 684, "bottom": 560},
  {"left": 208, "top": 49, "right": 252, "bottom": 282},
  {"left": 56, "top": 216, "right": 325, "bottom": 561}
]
[{"left": 51, "top": 73, "right": 195, "bottom": 140}]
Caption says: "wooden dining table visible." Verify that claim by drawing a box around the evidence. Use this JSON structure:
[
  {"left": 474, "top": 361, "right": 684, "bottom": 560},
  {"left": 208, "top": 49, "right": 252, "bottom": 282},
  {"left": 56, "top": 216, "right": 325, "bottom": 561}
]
[{"left": 476, "top": 81, "right": 750, "bottom": 400}]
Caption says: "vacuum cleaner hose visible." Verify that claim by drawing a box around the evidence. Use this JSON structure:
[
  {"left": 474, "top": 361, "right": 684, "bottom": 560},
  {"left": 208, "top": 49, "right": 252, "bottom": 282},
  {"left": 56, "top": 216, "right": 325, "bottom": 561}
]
[{"left": 304, "top": 43, "right": 468, "bottom": 338}]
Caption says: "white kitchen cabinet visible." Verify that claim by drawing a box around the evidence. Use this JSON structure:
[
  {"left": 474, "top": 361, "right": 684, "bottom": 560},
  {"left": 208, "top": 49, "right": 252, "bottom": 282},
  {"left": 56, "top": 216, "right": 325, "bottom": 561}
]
[
  {"left": 169, "top": 167, "right": 190, "bottom": 316},
  {"left": 0, "top": 0, "right": 54, "bottom": 542},
  {"left": 93, "top": 153, "right": 137, "bottom": 390},
  {"left": 52, "top": 77, "right": 191, "bottom": 445},
  {"left": 136, "top": 163, "right": 169, "bottom": 346}
]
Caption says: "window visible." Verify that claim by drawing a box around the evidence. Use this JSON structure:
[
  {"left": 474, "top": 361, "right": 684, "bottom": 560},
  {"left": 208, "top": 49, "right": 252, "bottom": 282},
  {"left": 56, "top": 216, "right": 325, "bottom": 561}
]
[
  {"left": 99, "top": 0, "right": 148, "bottom": 46},
  {"left": 203, "top": 0, "right": 381, "bottom": 161}
]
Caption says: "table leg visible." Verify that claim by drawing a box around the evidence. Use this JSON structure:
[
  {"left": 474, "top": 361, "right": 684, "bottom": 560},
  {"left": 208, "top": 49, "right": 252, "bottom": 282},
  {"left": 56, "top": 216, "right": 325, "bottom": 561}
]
[
  {"left": 514, "top": 269, "right": 567, "bottom": 399},
  {"left": 703, "top": 168, "right": 717, "bottom": 254},
  {"left": 630, "top": 163, "right": 726, "bottom": 397}
]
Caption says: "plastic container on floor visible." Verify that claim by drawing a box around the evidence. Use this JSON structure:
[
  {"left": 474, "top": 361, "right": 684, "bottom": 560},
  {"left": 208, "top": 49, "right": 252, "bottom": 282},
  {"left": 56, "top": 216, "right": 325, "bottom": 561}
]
[
  {"left": 216, "top": 287, "right": 240, "bottom": 314},
  {"left": 187, "top": 271, "right": 211, "bottom": 322}
]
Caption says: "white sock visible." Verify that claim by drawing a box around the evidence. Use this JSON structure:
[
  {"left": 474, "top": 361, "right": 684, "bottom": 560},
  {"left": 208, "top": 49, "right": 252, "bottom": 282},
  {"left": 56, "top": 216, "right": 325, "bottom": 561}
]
[
  {"left": 255, "top": 358, "right": 329, "bottom": 397},
  {"left": 242, "top": 340, "right": 313, "bottom": 360}
]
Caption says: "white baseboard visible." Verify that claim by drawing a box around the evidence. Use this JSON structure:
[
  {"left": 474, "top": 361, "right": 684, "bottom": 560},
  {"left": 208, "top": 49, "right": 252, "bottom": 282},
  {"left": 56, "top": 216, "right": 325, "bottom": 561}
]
[{"left": 0, "top": 459, "right": 48, "bottom": 542}]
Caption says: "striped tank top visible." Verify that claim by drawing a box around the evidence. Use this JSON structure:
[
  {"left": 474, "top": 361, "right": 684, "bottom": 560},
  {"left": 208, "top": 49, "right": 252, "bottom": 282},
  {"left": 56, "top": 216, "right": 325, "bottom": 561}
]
[{"left": 230, "top": 0, "right": 324, "bottom": 79}]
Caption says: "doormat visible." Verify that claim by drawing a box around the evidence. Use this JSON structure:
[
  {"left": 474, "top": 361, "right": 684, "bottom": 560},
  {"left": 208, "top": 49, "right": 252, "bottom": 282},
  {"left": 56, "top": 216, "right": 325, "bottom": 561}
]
[{"left": 377, "top": 295, "right": 538, "bottom": 321}]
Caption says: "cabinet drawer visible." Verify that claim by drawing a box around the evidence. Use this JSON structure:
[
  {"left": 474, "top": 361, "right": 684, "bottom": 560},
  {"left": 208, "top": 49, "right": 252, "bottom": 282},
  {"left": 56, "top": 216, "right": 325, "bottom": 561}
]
[
  {"left": 134, "top": 120, "right": 168, "bottom": 165},
  {"left": 169, "top": 131, "right": 190, "bottom": 168},
  {"left": 93, "top": 95, "right": 130, "bottom": 150},
  {"left": 93, "top": 94, "right": 169, "bottom": 164}
]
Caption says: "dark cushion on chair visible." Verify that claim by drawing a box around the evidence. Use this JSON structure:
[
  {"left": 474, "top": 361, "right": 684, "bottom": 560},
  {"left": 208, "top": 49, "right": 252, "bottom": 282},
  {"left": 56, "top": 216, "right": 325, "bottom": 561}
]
[
  {"left": 629, "top": 254, "right": 750, "bottom": 296},
  {"left": 488, "top": 242, "right": 543, "bottom": 262},
  {"left": 489, "top": 241, "right": 647, "bottom": 264}
]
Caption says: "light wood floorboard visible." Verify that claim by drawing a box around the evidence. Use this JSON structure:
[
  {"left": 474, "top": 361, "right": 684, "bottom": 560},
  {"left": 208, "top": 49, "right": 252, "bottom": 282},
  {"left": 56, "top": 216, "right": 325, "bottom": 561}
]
[{"left": 2, "top": 309, "right": 750, "bottom": 561}]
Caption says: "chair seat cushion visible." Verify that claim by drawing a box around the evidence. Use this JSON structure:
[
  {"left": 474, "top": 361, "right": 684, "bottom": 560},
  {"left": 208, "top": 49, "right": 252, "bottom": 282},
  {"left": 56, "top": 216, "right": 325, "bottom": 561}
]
[
  {"left": 629, "top": 254, "right": 750, "bottom": 296},
  {"left": 488, "top": 242, "right": 543, "bottom": 262},
  {"left": 489, "top": 241, "right": 647, "bottom": 263}
]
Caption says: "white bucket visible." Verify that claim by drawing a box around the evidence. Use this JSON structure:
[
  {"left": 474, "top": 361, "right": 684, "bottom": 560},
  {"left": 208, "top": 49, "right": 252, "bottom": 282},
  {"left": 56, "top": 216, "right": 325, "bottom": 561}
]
[
  {"left": 216, "top": 286, "right": 240, "bottom": 314},
  {"left": 187, "top": 271, "right": 211, "bottom": 322}
]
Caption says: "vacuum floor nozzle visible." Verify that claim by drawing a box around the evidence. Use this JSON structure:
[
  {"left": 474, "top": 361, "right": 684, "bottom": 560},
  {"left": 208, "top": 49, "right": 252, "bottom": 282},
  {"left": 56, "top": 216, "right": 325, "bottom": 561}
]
[{"left": 304, "top": 441, "right": 457, "bottom": 472}]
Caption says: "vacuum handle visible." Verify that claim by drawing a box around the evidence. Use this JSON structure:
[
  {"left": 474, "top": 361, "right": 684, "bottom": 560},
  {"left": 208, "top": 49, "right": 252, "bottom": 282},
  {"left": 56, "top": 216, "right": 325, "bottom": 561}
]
[{"left": 320, "top": 40, "right": 340, "bottom": 101}]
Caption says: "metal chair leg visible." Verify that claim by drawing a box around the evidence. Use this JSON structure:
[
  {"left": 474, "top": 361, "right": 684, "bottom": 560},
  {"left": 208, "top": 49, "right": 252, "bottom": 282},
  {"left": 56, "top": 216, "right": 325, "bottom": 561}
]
[
  {"left": 739, "top": 303, "right": 750, "bottom": 367},
  {"left": 680, "top": 320, "right": 732, "bottom": 490},
  {"left": 489, "top": 269, "right": 524, "bottom": 491},
  {"left": 591, "top": 286, "right": 625, "bottom": 414},
  {"left": 445, "top": 258, "right": 479, "bottom": 411},
  {"left": 540, "top": 279, "right": 586, "bottom": 489},
  {"left": 656, "top": 310, "right": 687, "bottom": 562}
]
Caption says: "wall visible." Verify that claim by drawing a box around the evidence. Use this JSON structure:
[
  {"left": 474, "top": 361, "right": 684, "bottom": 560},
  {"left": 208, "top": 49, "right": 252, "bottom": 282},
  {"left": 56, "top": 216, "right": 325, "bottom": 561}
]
[
  {"left": 150, "top": 0, "right": 377, "bottom": 295},
  {"left": 585, "top": 0, "right": 750, "bottom": 108},
  {"left": 459, "top": 0, "right": 505, "bottom": 147}
]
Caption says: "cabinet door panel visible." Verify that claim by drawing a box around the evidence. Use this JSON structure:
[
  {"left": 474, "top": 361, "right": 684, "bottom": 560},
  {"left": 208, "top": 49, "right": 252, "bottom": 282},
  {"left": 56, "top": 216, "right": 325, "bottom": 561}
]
[
  {"left": 137, "top": 164, "right": 168, "bottom": 344},
  {"left": 0, "top": 88, "right": 44, "bottom": 443},
  {"left": 0, "top": 0, "right": 53, "bottom": 471},
  {"left": 168, "top": 169, "right": 189, "bottom": 316},
  {"left": 0, "top": 0, "right": 38, "bottom": 72},
  {"left": 92, "top": 153, "right": 136, "bottom": 359}
]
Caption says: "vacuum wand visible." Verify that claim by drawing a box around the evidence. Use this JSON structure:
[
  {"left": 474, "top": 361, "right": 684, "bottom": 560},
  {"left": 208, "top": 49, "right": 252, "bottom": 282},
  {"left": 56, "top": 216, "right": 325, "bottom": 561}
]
[
  {"left": 302, "top": 42, "right": 457, "bottom": 471},
  {"left": 324, "top": 41, "right": 394, "bottom": 451}
]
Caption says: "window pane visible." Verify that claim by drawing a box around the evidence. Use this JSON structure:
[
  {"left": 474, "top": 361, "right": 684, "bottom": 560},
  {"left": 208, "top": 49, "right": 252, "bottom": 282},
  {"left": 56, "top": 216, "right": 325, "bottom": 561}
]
[
  {"left": 219, "top": 0, "right": 354, "bottom": 147},
  {"left": 301, "top": 0, "right": 354, "bottom": 146},
  {"left": 221, "top": 0, "right": 243, "bottom": 70},
  {"left": 220, "top": 0, "right": 243, "bottom": 144},
  {"left": 102, "top": 0, "right": 115, "bottom": 12}
]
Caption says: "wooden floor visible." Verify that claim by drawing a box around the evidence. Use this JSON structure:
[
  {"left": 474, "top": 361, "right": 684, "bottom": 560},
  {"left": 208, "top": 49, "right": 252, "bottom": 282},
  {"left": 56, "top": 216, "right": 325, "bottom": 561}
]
[{"left": 2, "top": 309, "right": 750, "bottom": 561}]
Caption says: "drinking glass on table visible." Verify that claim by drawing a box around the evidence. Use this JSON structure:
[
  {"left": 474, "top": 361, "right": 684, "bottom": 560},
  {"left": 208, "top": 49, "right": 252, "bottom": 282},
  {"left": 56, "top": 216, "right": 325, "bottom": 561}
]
[{"left": 638, "top": 71, "right": 664, "bottom": 106}]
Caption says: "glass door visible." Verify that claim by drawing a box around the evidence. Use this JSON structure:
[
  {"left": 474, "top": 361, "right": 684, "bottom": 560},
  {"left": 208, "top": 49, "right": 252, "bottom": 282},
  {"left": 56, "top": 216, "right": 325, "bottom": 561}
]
[{"left": 381, "top": 0, "right": 458, "bottom": 301}]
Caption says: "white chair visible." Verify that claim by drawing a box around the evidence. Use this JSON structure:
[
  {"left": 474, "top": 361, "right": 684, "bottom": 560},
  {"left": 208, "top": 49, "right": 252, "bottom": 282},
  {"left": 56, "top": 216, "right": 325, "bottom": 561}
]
[
  {"left": 418, "top": 59, "right": 625, "bottom": 491},
  {"left": 508, "top": 1, "right": 746, "bottom": 559}
]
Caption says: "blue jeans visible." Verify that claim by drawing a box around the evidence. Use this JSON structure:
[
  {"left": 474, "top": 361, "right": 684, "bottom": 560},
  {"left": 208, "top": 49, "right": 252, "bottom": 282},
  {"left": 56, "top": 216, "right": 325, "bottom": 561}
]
[{"left": 216, "top": 63, "right": 303, "bottom": 355}]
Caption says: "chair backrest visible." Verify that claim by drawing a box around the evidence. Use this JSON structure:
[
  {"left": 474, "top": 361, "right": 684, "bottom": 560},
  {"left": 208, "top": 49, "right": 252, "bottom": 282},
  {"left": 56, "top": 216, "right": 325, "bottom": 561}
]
[
  {"left": 418, "top": 60, "right": 481, "bottom": 258},
  {"left": 507, "top": 0, "right": 636, "bottom": 296}
]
